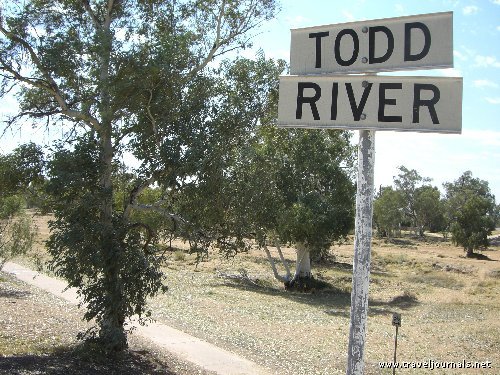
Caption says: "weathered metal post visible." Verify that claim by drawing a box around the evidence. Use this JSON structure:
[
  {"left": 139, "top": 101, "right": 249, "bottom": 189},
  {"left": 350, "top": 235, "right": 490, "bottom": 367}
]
[
  {"left": 346, "top": 129, "right": 376, "bottom": 375},
  {"left": 392, "top": 313, "right": 402, "bottom": 375}
]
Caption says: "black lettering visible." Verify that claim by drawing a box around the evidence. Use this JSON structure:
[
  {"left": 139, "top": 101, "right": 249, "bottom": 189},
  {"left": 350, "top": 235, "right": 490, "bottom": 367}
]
[
  {"left": 335, "top": 29, "right": 359, "bottom": 66},
  {"left": 309, "top": 31, "right": 330, "bottom": 68},
  {"left": 345, "top": 82, "right": 372, "bottom": 121},
  {"left": 413, "top": 84, "right": 440, "bottom": 124},
  {"left": 369, "top": 26, "right": 394, "bottom": 64},
  {"left": 405, "top": 22, "right": 431, "bottom": 62},
  {"left": 378, "top": 83, "right": 402, "bottom": 122},
  {"left": 296, "top": 82, "right": 321, "bottom": 120},
  {"left": 331, "top": 83, "right": 338, "bottom": 120}
]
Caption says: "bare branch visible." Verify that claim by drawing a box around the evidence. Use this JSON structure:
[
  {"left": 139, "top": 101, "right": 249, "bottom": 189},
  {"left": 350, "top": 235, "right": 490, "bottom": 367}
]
[
  {"left": 81, "top": 0, "right": 101, "bottom": 29},
  {"left": 127, "top": 203, "right": 188, "bottom": 226},
  {"left": 186, "top": 0, "right": 227, "bottom": 79},
  {"left": 0, "top": 26, "right": 102, "bottom": 132}
]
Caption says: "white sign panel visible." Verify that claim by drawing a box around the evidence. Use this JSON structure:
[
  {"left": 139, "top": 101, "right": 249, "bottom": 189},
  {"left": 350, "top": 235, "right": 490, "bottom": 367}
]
[
  {"left": 290, "top": 12, "right": 453, "bottom": 74},
  {"left": 278, "top": 75, "right": 462, "bottom": 133}
]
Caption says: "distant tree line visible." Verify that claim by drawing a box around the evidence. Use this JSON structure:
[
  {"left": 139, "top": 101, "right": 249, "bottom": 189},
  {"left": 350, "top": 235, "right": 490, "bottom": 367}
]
[{"left": 374, "top": 166, "right": 499, "bottom": 257}]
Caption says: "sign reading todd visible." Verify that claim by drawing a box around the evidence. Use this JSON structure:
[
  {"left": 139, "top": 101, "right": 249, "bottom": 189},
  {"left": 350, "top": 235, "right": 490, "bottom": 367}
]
[{"left": 290, "top": 12, "right": 453, "bottom": 75}]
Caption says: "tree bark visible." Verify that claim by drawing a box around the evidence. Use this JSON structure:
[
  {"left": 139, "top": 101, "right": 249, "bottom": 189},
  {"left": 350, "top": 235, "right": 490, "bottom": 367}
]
[
  {"left": 294, "top": 242, "right": 311, "bottom": 279},
  {"left": 275, "top": 239, "right": 291, "bottom": 282},
  {"left": 263, "top": 244, "right": 285, "bottom": 282},
  {"left": 97, "top": 4, "right": 127, "bottom": 351}
]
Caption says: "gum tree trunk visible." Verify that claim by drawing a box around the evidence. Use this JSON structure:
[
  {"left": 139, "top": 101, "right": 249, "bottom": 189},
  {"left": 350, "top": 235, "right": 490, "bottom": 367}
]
[{"left": 294, "top": 242, "right": 312, "bottom": 279}]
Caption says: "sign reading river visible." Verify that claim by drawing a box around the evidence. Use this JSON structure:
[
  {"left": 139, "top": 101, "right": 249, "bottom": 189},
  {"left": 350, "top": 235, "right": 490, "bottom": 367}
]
[{"left": 278, "top": 75, "right": 462, "bottom": 133}]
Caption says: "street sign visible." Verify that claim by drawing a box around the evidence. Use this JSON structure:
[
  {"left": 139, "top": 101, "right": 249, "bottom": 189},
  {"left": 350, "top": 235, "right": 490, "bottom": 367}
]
[
  {"left": 278, "top": 74, "right": 462, "bottom": 133},
  {"left": 280, "top": 11, "right": 461, "bottom": 375},
  {"left": 290, "top": 12, "right": 453, "bottom": 75}
]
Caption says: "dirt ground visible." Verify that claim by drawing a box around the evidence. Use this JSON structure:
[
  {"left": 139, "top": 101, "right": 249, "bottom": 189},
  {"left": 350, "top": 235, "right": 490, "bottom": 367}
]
[
  {"left": 0, "top": 272, "right": 213, "bottom": 375},
  {"left": 2, "top": 213, "right": 499, "bottom": 374},
  {"left": 150, "top": 235, "right": 499, "bottom": 375}
]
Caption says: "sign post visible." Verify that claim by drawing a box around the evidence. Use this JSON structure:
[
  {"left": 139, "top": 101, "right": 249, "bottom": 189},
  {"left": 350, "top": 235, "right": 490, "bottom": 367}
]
[
  {"left": 278, "top": 11, "right": 461, "bottom": 375},
  {"left": 346, "top": 129, "right": 376, "bottom": 374}
]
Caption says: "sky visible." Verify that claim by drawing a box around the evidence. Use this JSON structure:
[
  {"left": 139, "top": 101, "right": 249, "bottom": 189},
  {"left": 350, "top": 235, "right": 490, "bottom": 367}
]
[
  {"left": 1, "top": 0, "right": 499, "bottom": 200},
  {"left": 246, "top": 0, "right": 500, "bottom": 199}
]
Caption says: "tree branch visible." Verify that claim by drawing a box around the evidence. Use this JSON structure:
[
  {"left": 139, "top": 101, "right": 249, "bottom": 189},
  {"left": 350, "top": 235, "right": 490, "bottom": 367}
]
[
  {"left": 123, "top": 175, "right": 158, "bottom": 220},
  {"left": 0, "top": 27, "right": 102, "bottom": 132},
  {"left": 127, "top": 203, "right": 188, "bottom": 227},
  {"left": 81, "top": 0, "right": 101, "bottom": 29},
  {"left": 186, "top": 0, "right": 227, "bottom": 79}
]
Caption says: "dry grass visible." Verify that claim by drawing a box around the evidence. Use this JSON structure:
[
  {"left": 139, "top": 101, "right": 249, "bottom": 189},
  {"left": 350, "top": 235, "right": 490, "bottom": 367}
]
[
  {"left": 149, "top": 240, "right": 500, "bottom": 375},
  {"left": 0, "top": 272, "right": 213, "bottom": 374},
  {"left": 3, "top": 214, "right": 500, "bottom": 374}
]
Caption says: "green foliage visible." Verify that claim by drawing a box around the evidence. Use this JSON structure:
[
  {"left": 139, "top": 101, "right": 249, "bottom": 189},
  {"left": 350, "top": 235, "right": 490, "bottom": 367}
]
[
  {"left": 229, "top": 124, "right": 356, "bottom": 258},
  {"left": 393, "top": 166, "right": 433, "bottom": 233},
  {"left": 414, "top": 185, "right": 447, "bottom": 233},
  {"left": 173, "top": 54, "right": 289, "bottom": 258},
  {"left": 45, "top": 138, "right": 168, "bottom": 352},
  {"left": 0, "top": 213, "right": 38, "bottom": 270},
  {"left": 373, "top": 187, "right": 404, "bottom": 238},
  {"left": 444, "top": 171, "right": 497, "bottom": 257},
  {"left": 1, "top": 0, "right": 279, "bottom": 351},
  {"left": 374, "top": 166, "right": 446, "bottom": 237},
  {"left": 272, "top": 129, "right": 356, "bottom": 255},
  {"left": 0, "top": 143, "right": 45, "bottom": 198},
  {"left": 0, "top": 144, "right": 42, "bottom": 269},
  {"left": 0, "top": 195, "right": 25, "bottom": 219}
]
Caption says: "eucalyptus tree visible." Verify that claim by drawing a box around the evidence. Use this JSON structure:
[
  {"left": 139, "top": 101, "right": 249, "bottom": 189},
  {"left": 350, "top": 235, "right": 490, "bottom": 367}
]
[
  {"left": 224, "top": 123, "right": 356, "bottom": 287},
  {"left": 1, "top": 0, "right": 278, "bottom": 351},
  {"left": 266, "top": 127, "right": 356, "bottom": 286},
  {"left": 373, "top": 186, "right": 404, "bottom": 238},
  {"left": 0, "top": 143, "right": 43, "bottom": 270},
  {"left": 393, "top": 165, "right": 432, "bottom": 235},
  {"left": 414, "top": 184, "right": 446, "bottom": 234},
  {"left": 444, "top": 171, "right": 497, "bottom": 257}
]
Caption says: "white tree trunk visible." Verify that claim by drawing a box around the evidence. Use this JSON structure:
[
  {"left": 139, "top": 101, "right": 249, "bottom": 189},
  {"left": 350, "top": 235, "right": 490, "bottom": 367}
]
[
  {"left": 294, "top": 242, "right": 311, "bottom": 279},
  {"left": 274, "top": 239, "right": 291, "bottom": 281},
  {"left": 263, "top": 244, "right": 285, "bottom": 282}
]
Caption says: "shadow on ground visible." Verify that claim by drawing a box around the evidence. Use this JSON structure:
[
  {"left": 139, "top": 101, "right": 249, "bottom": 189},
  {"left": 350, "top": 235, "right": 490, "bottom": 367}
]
[
  {"left": 216, "top": 274, "right": 420, "bottom": 319},
  {"left": 0, "top": 345, "right": 175, "bottom": 375}
]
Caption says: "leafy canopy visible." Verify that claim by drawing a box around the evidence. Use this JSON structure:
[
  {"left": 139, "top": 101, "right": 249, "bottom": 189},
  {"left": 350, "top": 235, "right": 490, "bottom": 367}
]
[
  {"left": 444, "top": 171, "right": 497, "bottom": 256},
  {"left": 1, "top": 0, "right": 279, "bottom": 351}
]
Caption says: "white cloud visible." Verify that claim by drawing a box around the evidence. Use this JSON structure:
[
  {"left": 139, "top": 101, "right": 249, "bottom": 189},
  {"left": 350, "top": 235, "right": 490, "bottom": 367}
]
[
  {"left": 437, "top": 68, "right": 462, "bottom": 77},
  {"left": 285, "top": 15, "right": 310, "bottom": 28},
  {"left": 475, "top": 55, "right": 500, "bottom": 68},
  {"left": 342, "top": 10, "right": 355, "bottom": 22},
  {"left": 485, "top": 97, "right": 500, "bottom": 104},
  {"left": 462, "top": 129, "right": 500, "bottom": 146},
  {"left": 462, "top": 5, "right": 479, "bottom": 15},
  {"left": 453, "top": 50, "right": 467, "bottom": 61},
  {"left": 491, "top": 0, "right": 500, "bottom": 5},
  {"left": 473, "top": 79, "right": 499, "bottom": 88},
  {"left": 394, "top": 4, "right": 405, "bottom": 14}
]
